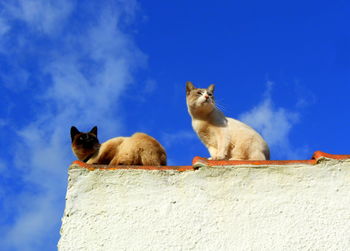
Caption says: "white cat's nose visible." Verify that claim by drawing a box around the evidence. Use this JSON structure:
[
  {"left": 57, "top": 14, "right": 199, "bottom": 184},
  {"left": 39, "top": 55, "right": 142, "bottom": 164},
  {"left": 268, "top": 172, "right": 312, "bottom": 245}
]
[{"left": 204, "top": 95, "right": 209, "bottom": 99}]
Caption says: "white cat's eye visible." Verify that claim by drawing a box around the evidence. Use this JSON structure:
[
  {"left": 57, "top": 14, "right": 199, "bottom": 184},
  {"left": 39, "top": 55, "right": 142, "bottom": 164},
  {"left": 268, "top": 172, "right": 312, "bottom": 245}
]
[{"left": 197, "top": 91, "right": 202, "bottom": 95}]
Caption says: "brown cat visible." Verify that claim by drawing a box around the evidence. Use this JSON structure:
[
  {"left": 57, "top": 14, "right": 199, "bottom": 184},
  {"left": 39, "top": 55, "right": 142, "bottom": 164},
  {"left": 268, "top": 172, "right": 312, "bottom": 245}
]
[
  {"left": 186, "top": 81, "right": 270, "bottom": 160},
  {"left": 71, "top": 126, "right": 167, "bottom": 165}
]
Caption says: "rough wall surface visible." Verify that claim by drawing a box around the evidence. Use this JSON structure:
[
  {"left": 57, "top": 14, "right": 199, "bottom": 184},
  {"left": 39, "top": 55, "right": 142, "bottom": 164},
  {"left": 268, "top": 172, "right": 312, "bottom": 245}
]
[{"left": 58, "top": 159, "right": 350, "bottom": 251}]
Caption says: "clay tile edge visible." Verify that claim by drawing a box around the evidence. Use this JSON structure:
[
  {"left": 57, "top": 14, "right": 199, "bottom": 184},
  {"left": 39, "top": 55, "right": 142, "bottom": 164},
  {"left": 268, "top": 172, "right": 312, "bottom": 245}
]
[
  {"left": 192, "top": 157, "right": 316, "bottom": 168},
  {"left": 71, "top": 160, "right": 194, "bottom": 172},
  {"left": 312, "top": 151, "right": 350, "bottom": 162},
  {"left": 71, "top": 151, "right": 350, "bottom": 171}
]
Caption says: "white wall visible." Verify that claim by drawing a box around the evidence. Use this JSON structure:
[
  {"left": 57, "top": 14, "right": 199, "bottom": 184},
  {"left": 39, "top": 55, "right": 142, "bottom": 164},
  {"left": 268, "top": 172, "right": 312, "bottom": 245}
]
[{"left": 58, "top": 159, "right": 350, "bottom": 250}]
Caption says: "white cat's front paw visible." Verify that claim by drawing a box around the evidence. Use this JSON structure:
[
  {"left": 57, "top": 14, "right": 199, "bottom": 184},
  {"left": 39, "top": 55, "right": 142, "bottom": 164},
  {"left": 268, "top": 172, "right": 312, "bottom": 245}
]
[{"left": 208, "top": 157, "right": 213, "bottom": 160}]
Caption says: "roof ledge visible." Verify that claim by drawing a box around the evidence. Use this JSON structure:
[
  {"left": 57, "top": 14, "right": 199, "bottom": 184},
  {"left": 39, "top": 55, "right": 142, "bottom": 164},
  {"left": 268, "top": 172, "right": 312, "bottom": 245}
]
[{"left": 70, "top": 151, "right": 350, "bottom": 171}]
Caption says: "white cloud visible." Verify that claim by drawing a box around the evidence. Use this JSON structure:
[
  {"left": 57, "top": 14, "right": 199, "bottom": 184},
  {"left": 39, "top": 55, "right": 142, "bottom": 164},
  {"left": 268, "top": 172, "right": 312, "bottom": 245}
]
[
  {"left": 0, "top": 17, "right": 10, "bottom": 36},
  {"left": 0, "top": 0, "right": 144, "bottom": 250},
  {"left": 239, "top": 82, "right": 309, "bottom": 160},
  {"left": 0, "top": 161, "right": 7, "bottom": 175},
  {"left": 161, "top": 130, "right": 199, "bottom": 166},
  {"left": 3, "top": 0, "right": 74, "bottom": 35},
  {"left": 0, "top": 119, "right": 6, "bottom": 127},
  {"left": 161, "top": 130, "right": 197, "bottom": 148}
]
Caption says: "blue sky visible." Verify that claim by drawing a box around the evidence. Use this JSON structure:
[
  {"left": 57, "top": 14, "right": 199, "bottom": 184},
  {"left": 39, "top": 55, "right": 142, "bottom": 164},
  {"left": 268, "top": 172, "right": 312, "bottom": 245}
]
[{"left": 0, "top": 0, "right": 349, "bottom": 250}]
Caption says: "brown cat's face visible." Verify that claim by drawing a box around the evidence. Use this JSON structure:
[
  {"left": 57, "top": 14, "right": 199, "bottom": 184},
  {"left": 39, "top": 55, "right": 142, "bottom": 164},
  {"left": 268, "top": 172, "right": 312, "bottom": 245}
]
[
  {"left": 70, "top": 126, "right": 100, "bottom": 161},
  {"left": 186, "top": 81, "right": 215, "bottom": 112}
]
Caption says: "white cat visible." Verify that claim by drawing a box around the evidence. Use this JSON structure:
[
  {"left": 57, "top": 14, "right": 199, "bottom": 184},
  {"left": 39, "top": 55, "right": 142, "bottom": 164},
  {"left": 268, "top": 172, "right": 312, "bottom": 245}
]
[{"left": 186, "top": 81, "right": 270, "bottom": 160}]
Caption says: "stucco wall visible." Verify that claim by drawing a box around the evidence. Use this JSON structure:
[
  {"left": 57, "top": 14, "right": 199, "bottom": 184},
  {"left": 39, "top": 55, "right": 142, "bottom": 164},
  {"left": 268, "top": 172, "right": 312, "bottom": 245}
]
[{"left": 58, "top": 158, "right": 350, "bottom": 250}]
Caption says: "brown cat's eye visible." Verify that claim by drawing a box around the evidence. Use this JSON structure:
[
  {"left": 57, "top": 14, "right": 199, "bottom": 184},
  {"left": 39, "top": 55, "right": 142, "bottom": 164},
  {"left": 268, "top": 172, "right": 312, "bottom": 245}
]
[{"left": 197, "top": 91, "right": 203, "bottom": 95}]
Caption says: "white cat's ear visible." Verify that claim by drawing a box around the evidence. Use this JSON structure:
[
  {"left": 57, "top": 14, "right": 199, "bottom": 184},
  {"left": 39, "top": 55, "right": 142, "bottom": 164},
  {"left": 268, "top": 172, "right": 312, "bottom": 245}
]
[
  {"left": 90, "top": 126, "right": 98, "bottom": 136},
  {"left": 208, "top": 84, "right": 215, "bottom": 93},
  {"left": 186, "top": 81, "right": 195, "bottom": 95},
  {"left": 70, "top": 126, "right": 80, "bottom": 142}
]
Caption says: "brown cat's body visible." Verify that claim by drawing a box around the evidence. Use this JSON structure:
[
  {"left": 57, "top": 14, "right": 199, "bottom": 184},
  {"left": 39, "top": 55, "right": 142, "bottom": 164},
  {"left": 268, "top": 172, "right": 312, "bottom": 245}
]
[
  {"left": 71, "top": 126, "right": 167, "bottom": 165},
  {"left": 186, "top": 82, "right": 270, "bottom": 160}
]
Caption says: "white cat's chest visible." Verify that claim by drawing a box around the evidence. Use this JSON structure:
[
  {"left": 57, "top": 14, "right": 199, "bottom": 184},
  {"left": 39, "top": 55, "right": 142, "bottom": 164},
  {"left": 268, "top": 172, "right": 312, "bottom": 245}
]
[{"left": 192, "top": 120, "right": 220, "bottom": 146}]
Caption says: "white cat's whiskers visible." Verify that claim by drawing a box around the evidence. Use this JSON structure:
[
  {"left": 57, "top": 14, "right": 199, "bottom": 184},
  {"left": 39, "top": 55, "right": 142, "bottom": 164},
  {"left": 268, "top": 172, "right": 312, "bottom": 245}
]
[{"left": 214, "top": 99, "right": 229, "bottom": 113}]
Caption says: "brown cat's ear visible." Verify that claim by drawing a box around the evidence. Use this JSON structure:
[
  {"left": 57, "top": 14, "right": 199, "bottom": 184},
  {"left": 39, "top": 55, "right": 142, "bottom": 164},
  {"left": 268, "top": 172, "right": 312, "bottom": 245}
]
[
  {"left": 208, "top": 84, "right": 215, "bottom": 93},
  {"left": 186, "top": 81, "right": 195, "bottom": 95},
  {"left": 70, "top": 126, "right": 80, "bottom": 142},
  {"left": 90, "top": 126, "right": 97, "bottom": 136}
]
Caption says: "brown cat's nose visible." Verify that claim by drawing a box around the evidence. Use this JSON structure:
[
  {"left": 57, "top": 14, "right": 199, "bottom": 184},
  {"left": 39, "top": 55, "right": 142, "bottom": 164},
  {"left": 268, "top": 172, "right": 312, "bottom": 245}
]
[{"left": 205, "top": 95, "right": 209, "bottom": 99}]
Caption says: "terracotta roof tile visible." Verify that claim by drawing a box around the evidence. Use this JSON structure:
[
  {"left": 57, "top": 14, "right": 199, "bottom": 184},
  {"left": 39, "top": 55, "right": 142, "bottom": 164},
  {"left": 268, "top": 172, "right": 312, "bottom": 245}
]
[
  {"left": 71, "top": 151, "right": 350, "bottom": 171},
  {"left": 312, "top": 151, "right": 350, "bottom": 161},
  {"left": 192, "top": 157, "right": 316, "bottom": 168},
  {"left": 72, "top": 160, "right": 194, "bottom": 172}
]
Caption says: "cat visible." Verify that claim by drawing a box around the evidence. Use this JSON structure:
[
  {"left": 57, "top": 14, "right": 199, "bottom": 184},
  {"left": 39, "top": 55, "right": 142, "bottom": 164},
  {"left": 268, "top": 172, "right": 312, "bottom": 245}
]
[
  {"left": 186, "top": 81, "right": 270, "bottom": 160},
  {"left": 71, "top": 126, "right": 167, "bottom": 165}
]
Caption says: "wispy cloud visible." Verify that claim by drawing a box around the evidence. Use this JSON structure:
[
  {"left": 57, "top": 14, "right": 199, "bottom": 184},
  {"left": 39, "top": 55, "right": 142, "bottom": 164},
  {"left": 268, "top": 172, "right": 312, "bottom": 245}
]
[
  {"left": 161, "top": 130, "right": 197, "bottom": 148},
  {"left": 0, "top": 0, "right": 144, "bottom": 250},
  {"left": 239, "top": 81, "right": 309, "bottom": 159},
  {"left": 0, "top": 17, "right": 10, "bottom": 36},
  {"left": 0, "top": 161, "right": 6, "bottom": 175},
  {"left": 3, "top": 0, "right": 74, "bottom": 35},
  {"left": 161, "top": 130, "right": 199, "bottom": 165},
  {"left": 0, "top": 119, "right": 6, "bottom": 128}
]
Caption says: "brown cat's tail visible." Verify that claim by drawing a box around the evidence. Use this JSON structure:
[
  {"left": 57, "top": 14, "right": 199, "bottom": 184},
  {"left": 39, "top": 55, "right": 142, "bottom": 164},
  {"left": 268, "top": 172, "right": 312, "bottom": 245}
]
[
  {"left": 159, "top": 151, "right": 167, "bottom": 166},
  {"left": 141, "top": 150, "right": 167, "bottom": 166}
]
